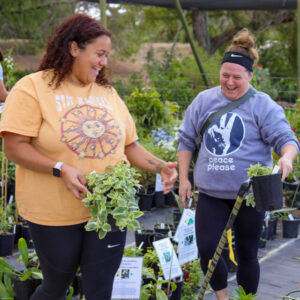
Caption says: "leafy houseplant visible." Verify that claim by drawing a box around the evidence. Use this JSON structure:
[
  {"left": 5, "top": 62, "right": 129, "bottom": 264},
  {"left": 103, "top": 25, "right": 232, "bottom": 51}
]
[
  {"left": 83, "top": 163, "right": 144, "bottom": 239},
  {"left": 231, "top": 285, "right": 258, "bottom": 300}
]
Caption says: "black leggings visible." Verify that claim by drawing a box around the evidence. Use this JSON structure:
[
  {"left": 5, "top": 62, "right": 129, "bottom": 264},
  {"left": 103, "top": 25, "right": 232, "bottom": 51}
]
[
  {"left": 28, "top": 221, "right": 126, "bottom": 300},
  {"left": 195, "top": 192, "right": 264, "bottom": 294}
]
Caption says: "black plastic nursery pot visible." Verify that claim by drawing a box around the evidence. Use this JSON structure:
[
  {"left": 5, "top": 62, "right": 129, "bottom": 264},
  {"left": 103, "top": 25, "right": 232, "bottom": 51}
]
[
  {"left": 266, "top": 215, "right": 279, "bottom": 240},
  {"left": 172, "top": 208, "right": 182, "bottom": 227},
  {"left": 21, "top": 224, "right": 34, "bottom": 249},
  {"left": 252, "top": 173, "right": 283, "bottom": 212},
  {"left": 165, "top": 192, "right": 176, "bottom": 206},
  {"left": 12, "top": 276, "right": 42, "bottom": 300},
  {"left": 170, "top": 281, "right": 183, "bottom": 300},
  {"left": 283, "top": 181, "right": 300, "bottom": 208},
  {"left": 282, "top": 218, "right": 300, "bottom": 238},
  {"left": 0, "top": 232, "right": 15, "bottom": 256},
  {"left": 135, "top": 229, "right": 155, "bottom": 254},
  {"left": 154, "top": 223, "right": 173, "bottom": 235},
  {"left": 154, "top": 191, "right": 165, "bottom": 208},
  {"left": 137, "top": 191, "right": 154, "bottom": 211}
]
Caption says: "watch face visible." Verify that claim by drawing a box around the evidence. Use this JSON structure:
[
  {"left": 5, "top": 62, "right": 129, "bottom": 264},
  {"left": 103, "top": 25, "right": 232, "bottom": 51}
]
[{"left": 53, "top": 168, "right": 61, "bottom": 177}]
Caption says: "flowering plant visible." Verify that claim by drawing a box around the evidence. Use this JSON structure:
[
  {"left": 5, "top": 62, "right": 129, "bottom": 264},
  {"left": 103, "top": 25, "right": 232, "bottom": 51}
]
[{"left": 2, "top": 48, "right": 16, "bottom": 89}]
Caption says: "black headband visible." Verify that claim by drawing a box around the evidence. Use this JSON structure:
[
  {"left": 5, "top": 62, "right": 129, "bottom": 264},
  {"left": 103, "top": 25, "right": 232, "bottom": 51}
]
[{"left": 222, "top": 51, "right": 253, "bottom": 72}]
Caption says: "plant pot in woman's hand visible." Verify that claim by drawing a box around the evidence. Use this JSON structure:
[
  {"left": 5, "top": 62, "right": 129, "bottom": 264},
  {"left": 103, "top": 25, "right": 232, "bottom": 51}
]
[
  {"left": 252, "top": 173, "right": 283, "bottom": 212},
  {"left": 282, "top": 218, "right": 300, "bottom": 238}
]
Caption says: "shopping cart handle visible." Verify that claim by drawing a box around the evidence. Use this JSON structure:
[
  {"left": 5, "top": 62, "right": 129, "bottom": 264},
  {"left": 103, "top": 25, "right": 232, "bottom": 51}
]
[{"left": 237, "top": 179, "right": 252, "bottom": 197}]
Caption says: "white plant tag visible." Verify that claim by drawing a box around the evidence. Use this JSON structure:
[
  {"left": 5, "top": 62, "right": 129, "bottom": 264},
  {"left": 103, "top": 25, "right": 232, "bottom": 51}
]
[
  {"left": 161, "top": 223, "right": 165, "bottom": 229},
  {"left": 188, "top": 197, "right": 193, "bottom": 208},
  {"left": 138, "top": 242, "right": 144, "bottom": 249},
  {"left": 288, "top": 213, "right": 294, "bottom": 221},
  {"left": 272, "top": 165, "right": 280, "bottom": 174}
]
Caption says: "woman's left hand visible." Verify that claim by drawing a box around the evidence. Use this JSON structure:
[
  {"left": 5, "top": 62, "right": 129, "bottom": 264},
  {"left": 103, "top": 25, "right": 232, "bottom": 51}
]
[
  {"left": 160, "top": 162, "right": 178, "bottom": 194},
  {"left": 277, "top": 156, "right": 293, "bottom": 182}
]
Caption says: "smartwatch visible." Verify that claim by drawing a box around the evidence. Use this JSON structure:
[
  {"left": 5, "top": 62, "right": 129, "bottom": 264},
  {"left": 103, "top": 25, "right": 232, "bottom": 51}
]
[{"left": 53, "top": 162, "right": 64, "bottom": 177}]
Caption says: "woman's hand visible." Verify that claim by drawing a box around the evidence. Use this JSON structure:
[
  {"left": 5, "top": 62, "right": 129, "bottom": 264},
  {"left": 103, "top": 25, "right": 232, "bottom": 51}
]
[
  {"left": 160, "top": 162, "right": 178, "bottom": 194},
  {"left": 61, "top": 164, "right": 89, "bottom": 200},
  {"left": 278, "top": 144, "right": 299, "bottom": 182},
  {"left": 179, "top": 178, "right": 192, "bottom": 208}
]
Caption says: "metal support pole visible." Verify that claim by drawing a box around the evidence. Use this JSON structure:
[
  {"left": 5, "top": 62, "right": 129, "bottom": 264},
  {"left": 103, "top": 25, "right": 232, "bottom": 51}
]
[
  {"left": 173, "top": 0, "right": 210, "bottom": 88},
  {"left": 206, "top": 12, "right": 210, "bottom": 53},
  {"left": 100, "top": 0, "right": 107, "bottom": 28},
  {"left": 297, "top": 0, "right": 300, "bottom": 99}
]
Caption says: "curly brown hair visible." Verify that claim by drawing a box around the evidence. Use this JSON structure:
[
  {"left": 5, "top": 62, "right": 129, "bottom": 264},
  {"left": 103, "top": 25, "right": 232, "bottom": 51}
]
[{"left": 37, "top": 13, "right": 111, "bottom": 88}]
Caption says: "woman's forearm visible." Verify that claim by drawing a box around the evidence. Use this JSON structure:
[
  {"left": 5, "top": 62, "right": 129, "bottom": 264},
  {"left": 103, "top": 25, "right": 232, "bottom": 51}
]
[
  {"left": 178, "top": 150, "right": 193, "bottom": 181},
  {"left": 125, "top": 142, "right": 165, "bottom": 173}
]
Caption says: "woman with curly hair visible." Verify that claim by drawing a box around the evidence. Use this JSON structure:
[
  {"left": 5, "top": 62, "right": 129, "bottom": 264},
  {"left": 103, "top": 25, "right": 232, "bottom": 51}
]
[{"left": 0, "top": 14, "right": 177, "bottom": 300}]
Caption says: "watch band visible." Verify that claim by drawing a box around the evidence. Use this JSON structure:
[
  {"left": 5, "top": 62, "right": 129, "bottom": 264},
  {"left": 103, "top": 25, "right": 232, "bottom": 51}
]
[{"left": 53, "top": 162, "right": 64, "bottom": 177}]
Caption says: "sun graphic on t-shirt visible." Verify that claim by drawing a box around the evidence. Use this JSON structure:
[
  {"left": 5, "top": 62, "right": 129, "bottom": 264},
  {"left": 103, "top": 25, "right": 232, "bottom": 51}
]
[{"left": 60, "top": 105, "right": 121, "bottom": 159}]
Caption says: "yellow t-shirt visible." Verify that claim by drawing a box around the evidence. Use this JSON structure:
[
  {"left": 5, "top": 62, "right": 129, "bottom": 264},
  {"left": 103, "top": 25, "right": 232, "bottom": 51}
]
[{"left": 0, "top": 71, "right": 138, "bottom": 225}]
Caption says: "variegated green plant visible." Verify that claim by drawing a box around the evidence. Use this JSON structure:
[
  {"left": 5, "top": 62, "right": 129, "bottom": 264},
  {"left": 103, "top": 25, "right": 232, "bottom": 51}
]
[{"left": 83, "top": 163, "right": 143, "bottom": 239}]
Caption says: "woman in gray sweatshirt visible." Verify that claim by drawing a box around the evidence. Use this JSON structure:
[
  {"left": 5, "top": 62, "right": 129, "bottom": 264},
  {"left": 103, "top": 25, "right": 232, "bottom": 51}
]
[{"left": 178, "top": 28, "right": 299, "bottom": 300}]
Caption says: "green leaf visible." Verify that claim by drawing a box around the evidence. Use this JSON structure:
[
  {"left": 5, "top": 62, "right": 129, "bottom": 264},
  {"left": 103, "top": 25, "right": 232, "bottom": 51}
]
[
  {"left": 156, "top": 289, "right": 168, "bottom": 300},
  {"left": 21, "top": 271, "right": 32, "bottom": 281},
  {"left": 18, "top": 237, "right": 29, "bottom": 268}
]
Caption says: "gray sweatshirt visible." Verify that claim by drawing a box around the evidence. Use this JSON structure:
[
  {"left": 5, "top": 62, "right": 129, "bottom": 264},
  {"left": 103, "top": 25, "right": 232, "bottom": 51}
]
[{"left": 178, "top": 86, "right": 300, "bottom": 199}]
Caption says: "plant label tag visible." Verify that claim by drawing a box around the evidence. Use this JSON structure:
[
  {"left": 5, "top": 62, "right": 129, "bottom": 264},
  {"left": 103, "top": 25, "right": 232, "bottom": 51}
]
[
  {"left": 153, "top": 238, "right": 183, "bottom": 280},
  {"left": 173, "top": 209, "right": 195, "bottom": 243},
  {"left": 137, "top": 229, "right": 142, "bottom": 234},
  {"left": 155, "top": 173, "right": 164, "bottom": 191},
  {"left": 272, "top": 165, "right": 280, "bottom": 174},
  {"left": 161, "top": 223, "right": 165, "bottom": 229},
  {"left": 177, "top": 224, "right": 198, "bottom": 265},
  {"left": 288, "top": 213, "right": 294, "bottom": 221},
  {"left": 111, "top": 257, "right": 143, "bottom": 299}
]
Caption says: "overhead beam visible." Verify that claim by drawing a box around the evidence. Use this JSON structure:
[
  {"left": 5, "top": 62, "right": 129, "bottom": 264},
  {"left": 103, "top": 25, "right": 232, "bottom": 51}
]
[{"left": 93, "top": 0, "right": 297, "bottom": 10}]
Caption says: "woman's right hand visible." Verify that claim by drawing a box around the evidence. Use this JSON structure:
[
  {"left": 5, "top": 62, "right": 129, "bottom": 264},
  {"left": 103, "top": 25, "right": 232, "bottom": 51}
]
[
  {"left": 179, "top": 178, "right": 192, "bottom": 208},
  {"left": 61, "top": 164, "right": 89, "bottom": 200}
]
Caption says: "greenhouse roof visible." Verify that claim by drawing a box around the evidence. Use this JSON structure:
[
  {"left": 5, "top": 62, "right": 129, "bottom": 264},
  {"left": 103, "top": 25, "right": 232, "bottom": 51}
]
[{"left": 104, "top": 0, "right": 297, "bottom": 10}]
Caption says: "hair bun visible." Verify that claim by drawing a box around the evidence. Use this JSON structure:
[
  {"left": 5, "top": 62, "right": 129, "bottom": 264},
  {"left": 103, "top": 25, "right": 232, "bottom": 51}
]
[{"left": 232, "top": 28, "right": 255, "bottom": 50}]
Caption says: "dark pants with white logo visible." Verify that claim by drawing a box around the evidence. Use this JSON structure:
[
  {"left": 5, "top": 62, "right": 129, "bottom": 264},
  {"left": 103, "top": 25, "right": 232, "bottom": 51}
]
[
  {"left": 195, "top": 192, "right": 264, "bottom": 294},
  {"left": 28, "top": 221, "right": 126, "bottom": 300}
]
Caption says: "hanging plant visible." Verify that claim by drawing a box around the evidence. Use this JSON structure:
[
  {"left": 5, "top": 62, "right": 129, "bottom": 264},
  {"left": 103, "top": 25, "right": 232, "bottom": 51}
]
[{"left": 82, "top": 163, "right": 143, "bottom": 239}]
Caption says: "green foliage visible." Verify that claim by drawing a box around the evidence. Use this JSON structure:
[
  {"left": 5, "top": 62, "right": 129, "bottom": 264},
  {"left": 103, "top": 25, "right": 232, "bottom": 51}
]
[
  {"left": 0, "top": 152, "right": 16, "bottom": 183},
  {"left": 1, "top": 48, "right": 16, "bottom": 89},
  {"left": 0, "top": 209, "right": 12, "bottom": 234},
  {"left": 0, "top": 271, "right": 14, "bottom": 300},
  {"left": 140, "top": 279, "right": 176, "bottom": 300},
  {"left": 181, "top": 259, "right": 204, "bottom": 299},
  {"left": 126, "top": 87, "right": 175, "bottom": 138},
  {"left": 231, "top": 285, "right": 258, "bottom": 300},
  {"left": 251, "top": 68, "right": 278, "bottom": 100},
  {"left": 0, "top": 0, "right": 73, "bottom": 54},
  {"left": 0, "top": 238, "right": 42, "bottom": 281},
  {"left": 123, "top": 246, "right": 143, "bottom": 257},
  {"left": 83, "top": 163, "right": 143, "bottom": 239}
]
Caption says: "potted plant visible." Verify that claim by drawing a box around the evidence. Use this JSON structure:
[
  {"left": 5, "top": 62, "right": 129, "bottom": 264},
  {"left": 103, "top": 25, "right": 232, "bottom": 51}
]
[
  {"left": 245, "top": 163, "right": 282, "bottom": 212},
  {"left": 135, "top": 228, "right": 156, "bottom": 254},
  {"left": 274, "top": 207, "right": 300, "bottom": 238},
  {"left": 0, "top": 238, "right": 42, "bottom": 299},
  {"left": 140, "top": 267, "right": 176, "bottom": 300},
  {"left": 0, "top": 208, "right": 15, "bottom": 257},
  {"left": 83, "top": 163, "right": 144, "bottom": 239},
  {"left": 283, "top": 157, "right": 300, "bottom": 208},
  {"left": 231, "top": 285, "right": 258, "bottom": 299}
]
